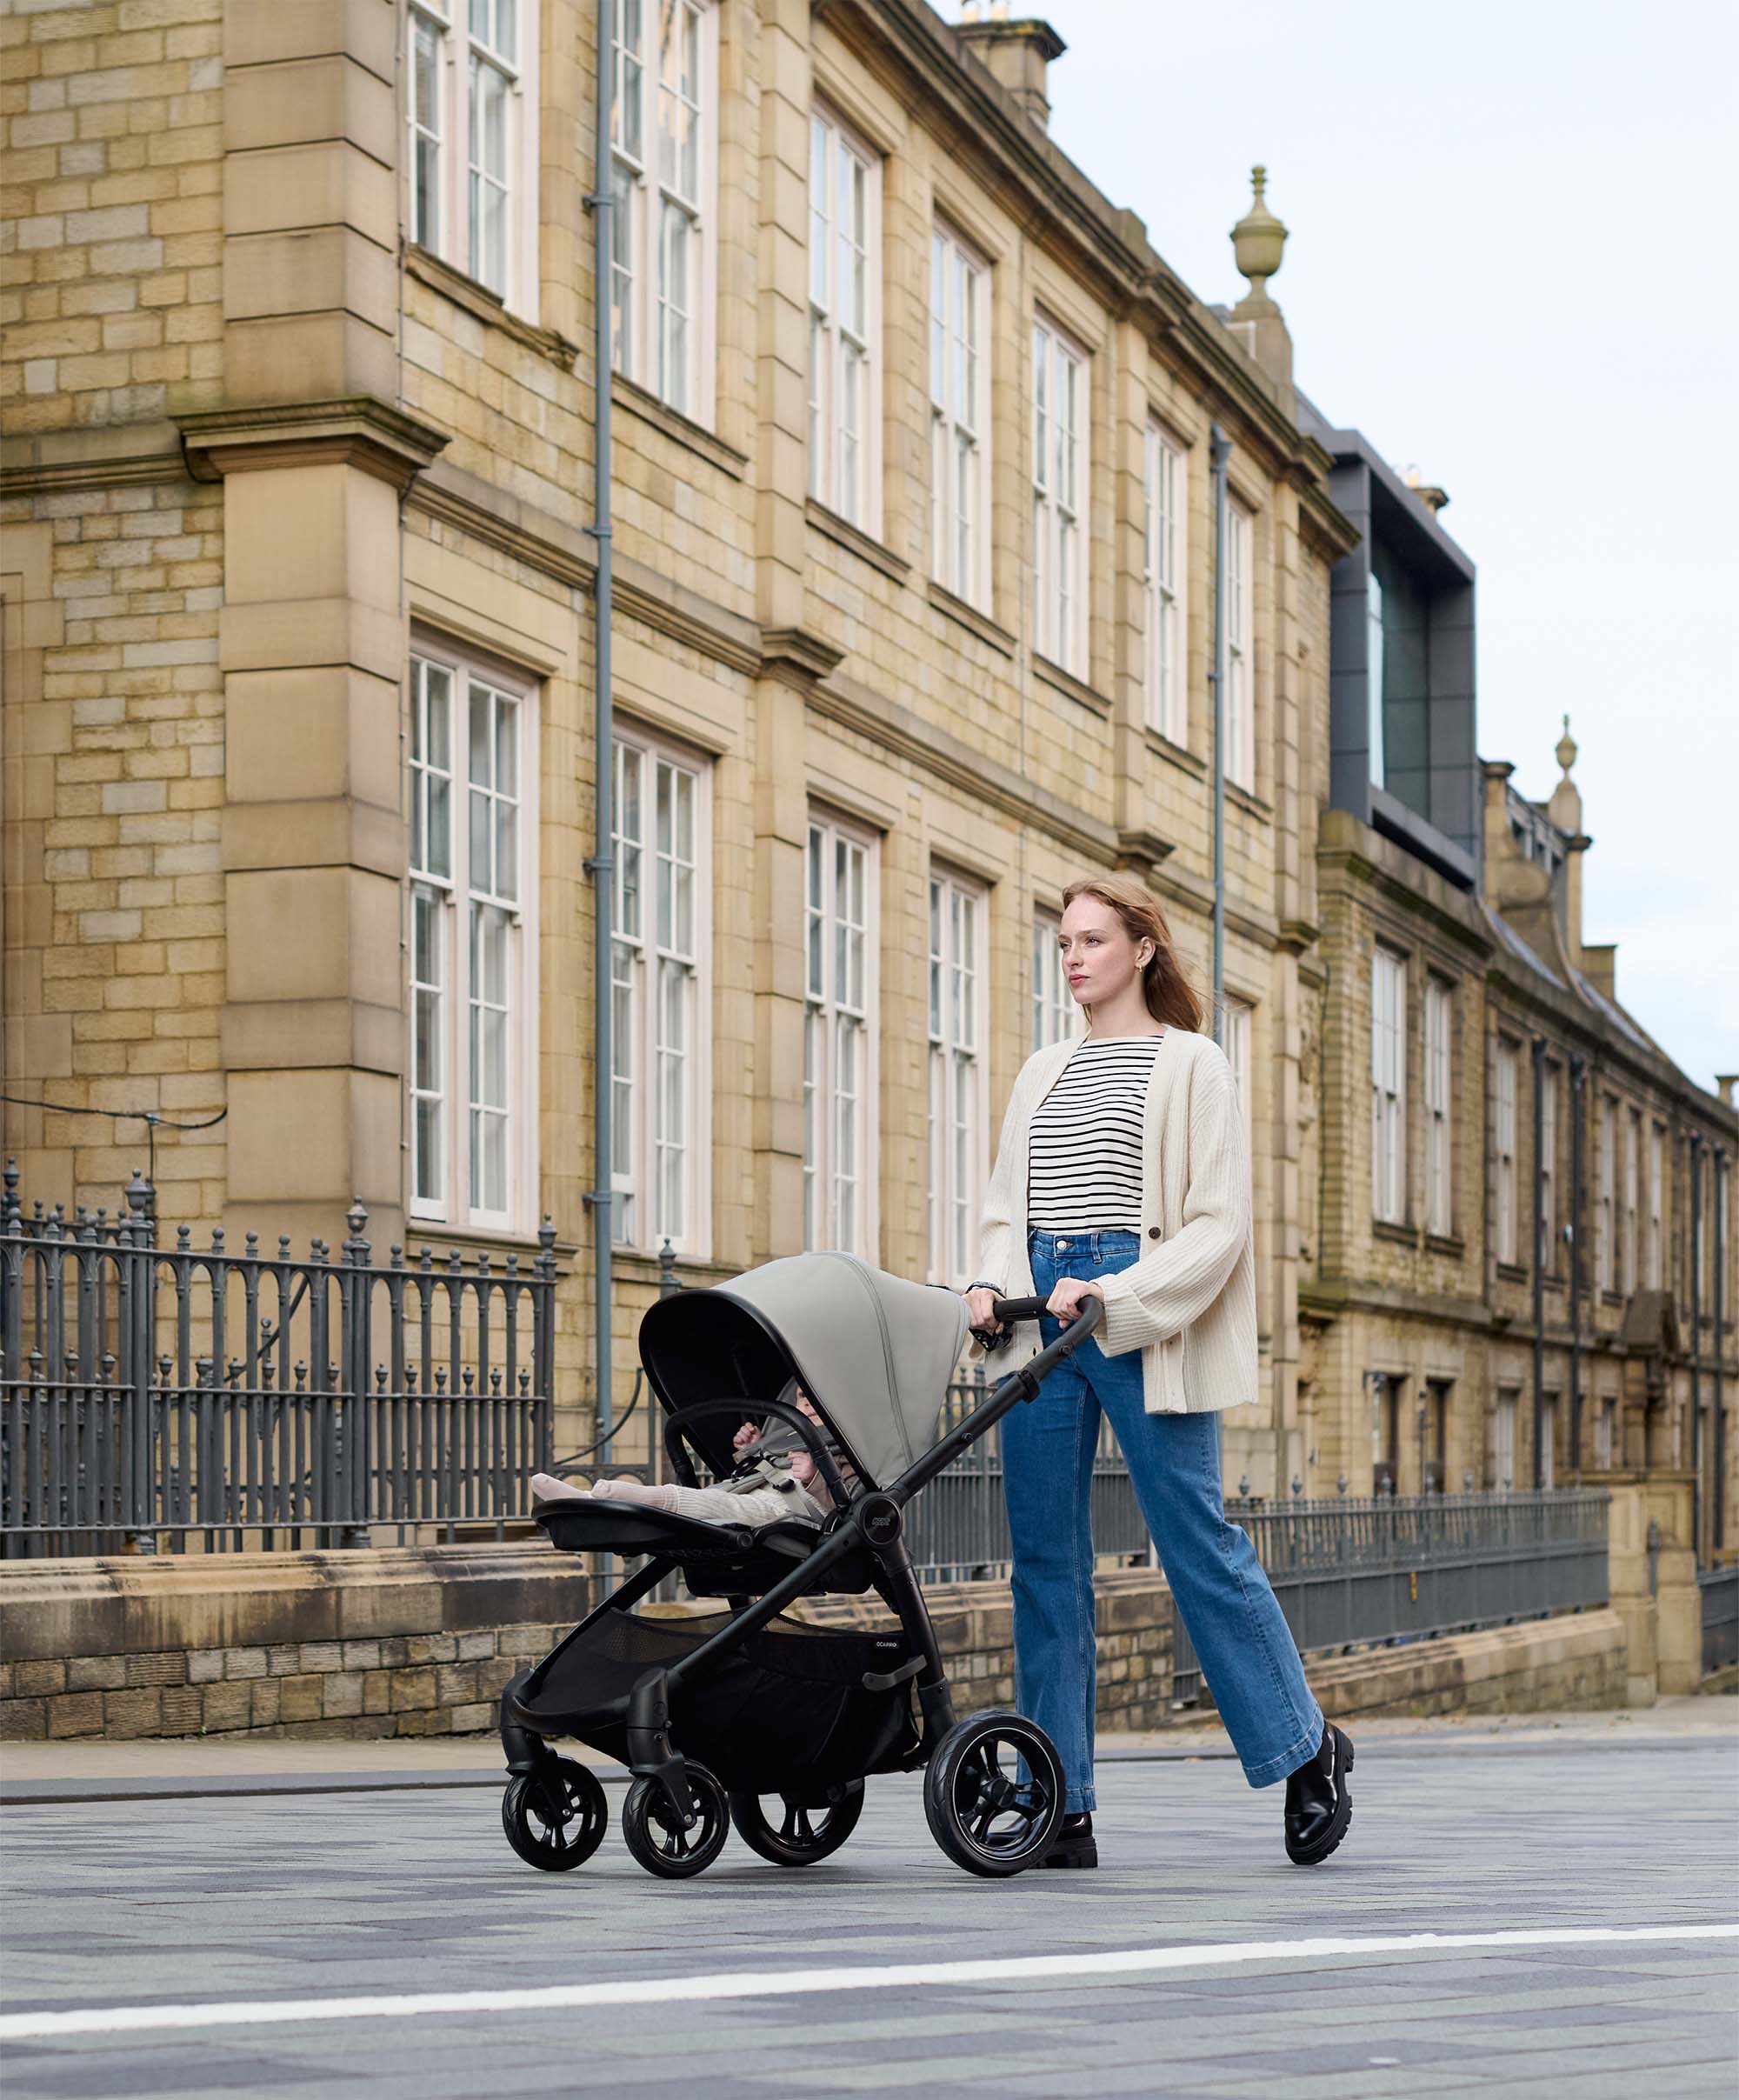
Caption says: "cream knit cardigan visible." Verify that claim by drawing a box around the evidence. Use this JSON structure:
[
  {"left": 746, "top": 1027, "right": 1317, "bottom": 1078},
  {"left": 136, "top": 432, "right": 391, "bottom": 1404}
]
[{"left": 973, "top": 1026, "right": 1256, "bottom": 1414}]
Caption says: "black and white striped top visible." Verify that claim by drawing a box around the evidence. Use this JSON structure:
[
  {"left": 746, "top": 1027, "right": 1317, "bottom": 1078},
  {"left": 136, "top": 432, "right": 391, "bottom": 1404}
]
[{"left": 1027, "top": 1035, "right": 1165, "bottom": 1232}]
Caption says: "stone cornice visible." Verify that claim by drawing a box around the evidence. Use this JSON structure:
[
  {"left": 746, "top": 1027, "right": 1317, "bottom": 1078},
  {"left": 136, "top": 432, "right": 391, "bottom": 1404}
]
[
  {"left": 406, "top": 460, "right": 765, "bottom": 676},
  {"left": 1113, "top": 826, "right": 1176, "bottom": 879},
  {"left": 178, "top": 397, "right": 449, "bottom": 490},
  {"left": 809, "top": 667, "right": 1115, "bottom": 865},
  {"left": 1316, "top": 840, "right": 1493, "bottom": 964},
  {"left": 0, "top": 421, "right": 188, "bottom": 497},
  {"left": 761, "top": 625, "right": 846, "bottom": 686},
  {"left": 816, "top": 0, "right": 1357, "bottom": 505}
]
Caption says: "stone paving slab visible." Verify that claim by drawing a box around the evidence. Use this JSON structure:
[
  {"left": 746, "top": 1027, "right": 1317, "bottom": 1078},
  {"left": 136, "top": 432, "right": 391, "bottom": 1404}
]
[{"left": 1, "top": 1724, "right": 1734, "bottom": 2098}]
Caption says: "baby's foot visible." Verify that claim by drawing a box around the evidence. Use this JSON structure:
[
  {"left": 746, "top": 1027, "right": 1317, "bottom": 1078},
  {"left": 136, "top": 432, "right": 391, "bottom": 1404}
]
[{"left": 530, "top": 1471, "right": 590, "bottom": 1503}]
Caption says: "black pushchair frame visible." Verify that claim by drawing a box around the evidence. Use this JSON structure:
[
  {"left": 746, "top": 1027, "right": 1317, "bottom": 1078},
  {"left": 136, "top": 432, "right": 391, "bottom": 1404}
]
[{"left": 498, "top": 1288, "right": 1104, "bottom": 1878}]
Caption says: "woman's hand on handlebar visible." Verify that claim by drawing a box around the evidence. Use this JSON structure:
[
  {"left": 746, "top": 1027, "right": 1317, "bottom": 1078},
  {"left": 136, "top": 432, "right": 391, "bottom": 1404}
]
[
  {"left": 1046, "top": 1277, "right": 1104, "bottom": 1327},
  {"left": 964, "top": 1285, "right": 1002, "bottom": 1337}
]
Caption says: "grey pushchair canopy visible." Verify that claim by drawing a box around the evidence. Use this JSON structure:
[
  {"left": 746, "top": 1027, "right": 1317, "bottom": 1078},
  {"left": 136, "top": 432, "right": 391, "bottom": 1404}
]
[{"left": 637, "top": 1251, "right": 970, "bottom": 1490}]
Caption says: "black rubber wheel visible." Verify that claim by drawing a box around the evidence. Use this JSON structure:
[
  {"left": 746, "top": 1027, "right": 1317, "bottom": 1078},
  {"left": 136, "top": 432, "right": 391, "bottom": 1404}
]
[
  {"left": 728, "top": 1781, "right": 864, "bottom": 1866},
  {"left": 621, "top": 1763, "right": 730, "bottom": 1879},
  {"left": 923, "top": 1710, "right": 1065, "bottom": 1878},
  {"left": 501, "top": 1757, "right": 608, "bottom": 1871}
]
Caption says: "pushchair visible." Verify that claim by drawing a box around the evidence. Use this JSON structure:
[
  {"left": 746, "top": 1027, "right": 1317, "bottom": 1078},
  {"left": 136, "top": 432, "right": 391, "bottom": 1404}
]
[{"left": 498, "top": 1252, "right": 1103, "bottom": 1879}]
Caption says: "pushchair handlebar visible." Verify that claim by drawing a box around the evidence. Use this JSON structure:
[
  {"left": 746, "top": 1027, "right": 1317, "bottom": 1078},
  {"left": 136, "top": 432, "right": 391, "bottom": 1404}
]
[{"left": 989, "top": 1294, "right": 1049, "bottom": 1324}]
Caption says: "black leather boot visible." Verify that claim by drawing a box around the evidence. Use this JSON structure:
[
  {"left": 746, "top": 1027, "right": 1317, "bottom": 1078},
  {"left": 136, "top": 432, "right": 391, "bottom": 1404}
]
[
  {"left": 1283, "top": 1723, "right": 1354, "bottom": 1865},
  {"left": 1041, "top": 1811, "right": 1097, "bottom": 1869}
]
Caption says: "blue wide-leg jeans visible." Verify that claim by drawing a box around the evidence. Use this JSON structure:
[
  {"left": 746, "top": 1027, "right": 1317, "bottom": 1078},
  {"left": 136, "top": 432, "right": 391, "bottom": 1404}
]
[{"left": 1001, "top": 1228, "right": 1324, "bottom": 1814}]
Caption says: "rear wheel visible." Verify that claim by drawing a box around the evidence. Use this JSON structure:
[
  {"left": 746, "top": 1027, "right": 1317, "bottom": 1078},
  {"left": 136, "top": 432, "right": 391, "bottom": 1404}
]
[
  {"left": 923, "top": 1711, "right": 1064, "bottom": 1878},
  {"left": 728, "top": 1781, "right": 864, "bottom": 1866},
  {"left": 622, "top": 1763, "right": 730, "bottom": 1879},
  {"left": 501, "top": 1757, "right": 608, "bottom": 1871}
]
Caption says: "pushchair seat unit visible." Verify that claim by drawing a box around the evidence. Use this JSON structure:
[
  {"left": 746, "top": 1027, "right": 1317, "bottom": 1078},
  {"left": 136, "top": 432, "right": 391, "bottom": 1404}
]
[{"left": 498, "top": 1261, "right": 1102, "bottom": 1880}]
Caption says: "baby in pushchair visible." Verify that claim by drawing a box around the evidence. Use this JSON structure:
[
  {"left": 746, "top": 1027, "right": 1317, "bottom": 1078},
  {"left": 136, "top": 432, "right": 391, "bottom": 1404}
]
[
  {"left": 529, "top": 1389, "right": 851, "bottom": 1527},
  {"left": 497, "top": 1250, "right": 1103, "bottom": 1882}
]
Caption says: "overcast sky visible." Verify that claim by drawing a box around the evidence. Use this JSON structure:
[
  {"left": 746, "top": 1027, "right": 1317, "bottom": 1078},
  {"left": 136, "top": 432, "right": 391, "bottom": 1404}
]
[{"left": 1011, "top": 0, "right": 1737, "bottom": 1094}]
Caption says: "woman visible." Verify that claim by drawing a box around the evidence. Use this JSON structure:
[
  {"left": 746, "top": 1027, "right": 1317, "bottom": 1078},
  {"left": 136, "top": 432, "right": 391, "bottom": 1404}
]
[{"left": 963, "top": 874, "right": 1352, "bottom": 1870}]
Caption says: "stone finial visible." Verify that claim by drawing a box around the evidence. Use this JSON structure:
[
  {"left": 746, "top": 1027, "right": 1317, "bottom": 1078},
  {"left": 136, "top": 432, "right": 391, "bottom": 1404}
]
[
  {"left": 1556, "top": 713, "right": 1577, "bottom": 780},
  {"left": 1231, "top": 165, "right": 1288, "bottom": 305},
  {"left": 1228, "top": 166, "right": 1293, "bottom": 391}
]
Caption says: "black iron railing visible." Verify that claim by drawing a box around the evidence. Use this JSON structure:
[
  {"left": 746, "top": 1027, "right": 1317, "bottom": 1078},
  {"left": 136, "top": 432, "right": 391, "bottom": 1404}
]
[
  {"left": 0, "top": 1164, "right": 556, "bottom": 1556},
  {"left": 1701, "top": 1563, "right": 1738, "bottom": 1678},
  {"left": 1169, "top": 1489, "right": 1612, "bottom": 1703}
]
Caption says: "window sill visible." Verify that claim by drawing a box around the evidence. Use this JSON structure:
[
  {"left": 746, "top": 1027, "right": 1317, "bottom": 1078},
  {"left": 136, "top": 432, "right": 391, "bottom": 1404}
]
[
  {"left": 1033, "top": 652, "right": 1110, "bottom": 717},
  {"left": 1496, "top": 1261, "right": 1530, "bottom": 1284},
  {"left": 612, "top": 372, "right": 747, "bottom": 481},
  {"left": 1600, "top": 1289, "right": 1627, "bottom": 1310},
  {"left": 404, "top": 244, "right": 576, "bottom": 368},
  {"left": 927, "top": 578, "right": 1015, "bottom": 657},
  {"left": 1424, "top": 1231, "right": 1465, "bottom": 1258},
  {"left": 403, "top": 1218, "right": 575, "bottom": 1268},
  {"left": 1371, "top": 1217, "right": 1416, "bottom": 1249},
  {"left": 805, "top": 497, "right": 909, "bottom": 583},
  {"left": 1225, "top": 777, "right": 1273, "bottom": 823},
  {"left": 611, "top": 1245, "right": 731, "bottom": 1283},
  {"left": 1142, "top": 727, "right": 1206, "bottom": 779}
]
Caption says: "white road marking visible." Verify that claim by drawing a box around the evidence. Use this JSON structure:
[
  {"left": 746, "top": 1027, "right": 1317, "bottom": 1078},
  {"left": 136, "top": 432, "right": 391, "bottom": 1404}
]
[{"left": 2, "top": 1923, "right": 1733, "bottom": 2043}]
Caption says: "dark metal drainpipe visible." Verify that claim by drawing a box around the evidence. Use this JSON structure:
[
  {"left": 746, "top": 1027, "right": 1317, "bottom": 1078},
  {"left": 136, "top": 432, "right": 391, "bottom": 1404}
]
[
  {"left": 1689, "top": 1132, "right": 1703, "bottom": 1564},
  {"left": 583, "top": 0, "right": 617, "bottom": 1458},
  {"left": 1208, "top": 423, "right": 1229, "bottom": 1041},
  {"left": 1714, "top": 1146, "right": 1727, "bottom": 1556},
  {"left": 1531, "top": 1037, "right": 1547, "bottom": 1476},
  {"left": 1567, "top": 1055, "right": 1585, "bottom": 1484}
]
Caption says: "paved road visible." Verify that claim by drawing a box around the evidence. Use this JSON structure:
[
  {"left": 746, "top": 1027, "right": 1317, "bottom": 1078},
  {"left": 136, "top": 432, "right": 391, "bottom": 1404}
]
[{"left": 3, "top": 1725, "right": 1736, "bottom": 2098}]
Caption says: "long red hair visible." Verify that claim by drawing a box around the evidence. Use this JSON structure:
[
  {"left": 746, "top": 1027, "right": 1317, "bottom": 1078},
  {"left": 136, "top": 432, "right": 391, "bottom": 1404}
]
[{"left": 1061, "top": 874, "right": 1203, "bottom": 1033}]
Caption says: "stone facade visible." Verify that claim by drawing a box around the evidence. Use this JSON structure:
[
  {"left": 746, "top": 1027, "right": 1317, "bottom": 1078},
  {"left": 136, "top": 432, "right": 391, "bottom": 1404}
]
[
  {"left": 1303, "top": 737, "right": 1737, "bottom": 1554},
  {"left": 3, "top": 0, "right": 1359, "bottom": 1499}
]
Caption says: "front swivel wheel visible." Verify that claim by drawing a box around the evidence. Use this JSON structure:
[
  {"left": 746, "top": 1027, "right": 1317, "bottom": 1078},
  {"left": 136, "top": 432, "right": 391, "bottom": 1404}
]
[
  {"left": 923, "top": 1710, "right": 1065, "bottom": 1877},
  {"left": 501, "top": 1757, "right": 609, "bottom": 1871},
  {"left": 622, "top": 1763, "right": 730, "bottom": 1878}
]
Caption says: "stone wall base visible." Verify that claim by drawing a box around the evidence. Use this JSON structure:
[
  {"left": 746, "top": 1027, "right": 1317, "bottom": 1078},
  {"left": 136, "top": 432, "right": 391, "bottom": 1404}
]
[{"left": 0, "top": 1545, "right": 1629, "bottom": 1744}]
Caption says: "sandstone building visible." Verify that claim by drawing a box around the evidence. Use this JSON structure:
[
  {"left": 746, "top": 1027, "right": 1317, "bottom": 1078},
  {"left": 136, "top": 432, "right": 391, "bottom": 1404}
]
[
  {"left": 1299, "top": 393, "right": 1736, "bottom": 1557},
  {"left": 3, "top": 0, "right": 1731, "bottom": 1554}
]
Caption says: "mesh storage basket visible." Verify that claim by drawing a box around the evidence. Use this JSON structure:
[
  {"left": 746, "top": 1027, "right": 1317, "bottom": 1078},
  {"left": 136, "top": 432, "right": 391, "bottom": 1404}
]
[{"left": 526, "top": 1608, "right": 920, "bottom": 1794}]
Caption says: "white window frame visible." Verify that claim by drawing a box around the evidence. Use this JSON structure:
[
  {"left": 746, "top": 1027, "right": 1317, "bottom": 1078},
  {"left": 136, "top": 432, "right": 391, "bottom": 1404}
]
[
  {"left": 1370, "top": 947, "right": 1406, "bottom": 1226},
  {"left": 404, "top": 0, "right": 541, "bottom": 318},
  {"left": 1223, "top": 997, "right": 1253, "bottom": 1143},
  {"left": 407, "top": 642, "right": 539, "bottom": 1233},
  {"left": 1424, "top": 977, "right": 1451, "bottom": 1237},
  {"left": 609, "top": 0, "right": 718, "bottom": 424},
  {"left": 1597, "top": 1093, "right": 1616, "bottom": 1292},
  {"left": 1494, "top": 1389, "right": 1517, "bottom": 1491},
  {"left": 1224, "top": 500, "right": 1256, "bottom": 790},
  {"left": 929, "top": 220, "right": 990, "bottom": 610},
  {"left": 1648, "top": 1121, "right": 1664, "bottom": 1289},
  {"left": 1031, "top": 910, "right": 1079, "bottom": 1054},
  {"left": 609, "top": 723, "right": 712, "bottom": 1257},
  {"left": 1495, "top": 1038, "right": 1518, "bottom": 1266},
  {"left": 1144, "top": 419, "right": 1187, "bottom": 744},
  {"left": 1623, "top": 1108, "right": 1640, "bottom": 1297},
  {"left": 1032, "top": 313, "right": 1088, "bottom": 676},
  {"left": 803, "top": 812, "right": 878, "bottom": 1258},
  {"left": 928, "top": 868, "right": 988, "bottom": 1288},
  {"left": 808, "top": 103, "right": 881, "bottom": 530},
  {"left": 1541, "top": 1063, "right": 1557, "bottom": 1271}
]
